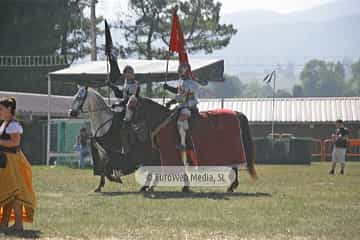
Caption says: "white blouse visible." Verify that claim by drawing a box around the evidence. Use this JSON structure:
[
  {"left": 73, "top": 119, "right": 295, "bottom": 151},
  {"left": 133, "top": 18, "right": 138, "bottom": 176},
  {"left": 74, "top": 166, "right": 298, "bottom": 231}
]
[{"left": 0, "top": 121, "right": 23, "bottom": 135}]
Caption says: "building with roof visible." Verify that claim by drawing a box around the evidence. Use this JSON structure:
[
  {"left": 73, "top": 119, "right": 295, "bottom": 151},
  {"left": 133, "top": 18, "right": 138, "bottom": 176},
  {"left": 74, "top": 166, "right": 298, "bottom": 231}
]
[
  {"left": 2, "top": 90, "right": 358, "bottom": 138},
  {"left": 195, "top": 97, "right": 360, "bottom": 139},
  {"left": 1, "top": 91, "right": 360, "bottom": 164},
  {"left": 0, "top": 91, "right": 73, "bottom": 119}
]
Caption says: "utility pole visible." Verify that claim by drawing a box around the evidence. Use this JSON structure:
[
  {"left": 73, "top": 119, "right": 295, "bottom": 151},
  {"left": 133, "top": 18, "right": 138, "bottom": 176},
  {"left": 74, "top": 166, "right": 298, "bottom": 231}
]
[{"left": 90, "top": 0, "right": 97, "bottom": 60}]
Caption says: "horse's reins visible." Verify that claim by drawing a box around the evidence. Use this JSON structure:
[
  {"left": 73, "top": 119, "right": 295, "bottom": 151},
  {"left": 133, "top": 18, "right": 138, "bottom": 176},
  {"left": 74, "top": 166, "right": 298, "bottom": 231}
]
[
  {"left": 80, "top": 107, "right": 112, "bottom": 114},
  {"left": 93, "top": 117, "right": 114, "bottom": 138},
  {"left": 77, "top": 92, "right": 115, "bottom": 138}
]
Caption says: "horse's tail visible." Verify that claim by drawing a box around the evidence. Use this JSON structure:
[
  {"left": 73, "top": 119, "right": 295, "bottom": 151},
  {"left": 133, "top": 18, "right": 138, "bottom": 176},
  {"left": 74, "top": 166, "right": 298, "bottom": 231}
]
[{"left": 236, "top": 112, "right": 257, "bottom": 180}]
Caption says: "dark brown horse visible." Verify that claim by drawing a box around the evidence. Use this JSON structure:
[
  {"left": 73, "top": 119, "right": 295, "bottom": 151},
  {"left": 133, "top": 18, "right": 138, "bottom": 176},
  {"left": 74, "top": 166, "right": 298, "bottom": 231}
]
[{"left": 130, "top": 97, "right": 257, "bottom": 192}]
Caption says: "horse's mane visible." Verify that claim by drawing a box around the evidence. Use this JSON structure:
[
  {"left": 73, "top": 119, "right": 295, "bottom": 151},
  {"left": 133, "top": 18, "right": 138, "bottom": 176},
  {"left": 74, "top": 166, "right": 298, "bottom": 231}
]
[
  {"left": 137, "top": 97, "right": 171, "bottom": 131},
  {"left": 87, "top": 87, "right": 114, "bottom": 111},
  {"left": 88, "top": 88, "right": 107, "bottom": 102},
  {"left": 139, "top": 97, "right": 169, "bottom": 113}
]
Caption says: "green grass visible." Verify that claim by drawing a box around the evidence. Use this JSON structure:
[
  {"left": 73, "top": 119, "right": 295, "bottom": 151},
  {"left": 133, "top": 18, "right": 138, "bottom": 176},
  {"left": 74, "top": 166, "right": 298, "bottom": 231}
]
[{"left": 17, "top": 162, "right": 360, "bottom": 239}]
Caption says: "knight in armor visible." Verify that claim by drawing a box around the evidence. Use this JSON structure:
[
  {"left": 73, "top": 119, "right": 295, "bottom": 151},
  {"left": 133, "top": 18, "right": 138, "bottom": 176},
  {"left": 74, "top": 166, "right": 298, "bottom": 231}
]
[
  {"left": 107, "top": 65, "right": 140, "bottom": 155},
  {"left": 106, "top": 65, "right": 140, "bottom": 122},
  {"left": 163, "top": 63, "right": 200, "bottom": 150}
]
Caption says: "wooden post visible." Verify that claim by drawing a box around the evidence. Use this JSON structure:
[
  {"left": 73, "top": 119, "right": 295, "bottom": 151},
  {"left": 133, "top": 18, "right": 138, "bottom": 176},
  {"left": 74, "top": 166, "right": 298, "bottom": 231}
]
[{"left": 90, "top": 0, "right": 97, "bottom": 61}]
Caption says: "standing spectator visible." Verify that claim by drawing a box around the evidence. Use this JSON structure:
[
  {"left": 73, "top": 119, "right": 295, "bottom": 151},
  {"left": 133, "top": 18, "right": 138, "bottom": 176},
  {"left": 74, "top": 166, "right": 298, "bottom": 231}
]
[
  {"left": 75, "top": 127, "right": 91, "bottom": 168},
  {"left": 0, "top": 97, "right": 36, "bottom": 231},
  {"left": 329, "top": 119, "right": 349, "bottom": 175}
]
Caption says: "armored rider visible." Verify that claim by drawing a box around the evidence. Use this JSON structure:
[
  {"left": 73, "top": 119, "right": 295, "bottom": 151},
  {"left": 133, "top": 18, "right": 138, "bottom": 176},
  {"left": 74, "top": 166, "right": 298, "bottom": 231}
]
[
  {"left": 163, "top": 63, "right": 200, "bottom": 150},
  {"left": 106, "top": 65, "right": 140, "bottom": 122},
  {"left": 107, "top": 65, "right": 140, "bottom": 155}
]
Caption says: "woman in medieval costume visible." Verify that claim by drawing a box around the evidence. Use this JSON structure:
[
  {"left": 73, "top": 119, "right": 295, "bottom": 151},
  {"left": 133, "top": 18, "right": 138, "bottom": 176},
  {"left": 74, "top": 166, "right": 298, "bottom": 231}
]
[
  {"left": 0, "top": 97, "right": 36, "bottom": 232},
  {"left": 163, "top": 63, "right": 200, "bottom": 150}
]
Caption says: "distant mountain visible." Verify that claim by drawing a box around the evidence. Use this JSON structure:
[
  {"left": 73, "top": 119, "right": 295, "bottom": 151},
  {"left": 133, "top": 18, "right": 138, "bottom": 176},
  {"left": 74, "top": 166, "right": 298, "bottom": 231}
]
[
  {"left": 287, "top": 0, "right": 360, "bottom": 23},
  {"left": 221, "top": 10, "right": 284, "bottom": 29},
  {"left": 208, "top": 13, "right": 360, "bottom": 84},
  {"left": 221, "top": 0, "right": 360, "bottom": 28},
  {"left": 199, "top": 0, "right": 360, "bottom": 89}
]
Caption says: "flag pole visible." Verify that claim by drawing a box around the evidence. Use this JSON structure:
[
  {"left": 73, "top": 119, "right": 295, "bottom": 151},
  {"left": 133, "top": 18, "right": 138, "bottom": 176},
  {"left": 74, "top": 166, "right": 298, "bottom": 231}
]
[
  {"left": 106, "top": 55, "right": 111, "bottom": 105},
  {"left": 271, "top": 70, "right": 276, "bottom": 139},
  {"left": 163, "top": 51, "right": 170, "bottom": 105},
  {"left": 163, "top": 5, "right": 178, "bottom": 106}
]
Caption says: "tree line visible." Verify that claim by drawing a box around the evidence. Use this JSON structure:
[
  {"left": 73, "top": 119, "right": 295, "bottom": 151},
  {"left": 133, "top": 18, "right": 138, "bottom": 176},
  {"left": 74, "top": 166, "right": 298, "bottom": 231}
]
[
  {"left": 183, "top": 59, "right": 360, "bottom": 99},
  {"left": 1, "top": 0, "right": 359, "bottom": 99}
]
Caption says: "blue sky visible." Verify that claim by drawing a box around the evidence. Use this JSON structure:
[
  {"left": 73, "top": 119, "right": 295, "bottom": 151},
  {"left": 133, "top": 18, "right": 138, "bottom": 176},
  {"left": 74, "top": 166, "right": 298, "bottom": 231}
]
[{"left": 95, "top": 0, "right": 336, "bottom": 20}]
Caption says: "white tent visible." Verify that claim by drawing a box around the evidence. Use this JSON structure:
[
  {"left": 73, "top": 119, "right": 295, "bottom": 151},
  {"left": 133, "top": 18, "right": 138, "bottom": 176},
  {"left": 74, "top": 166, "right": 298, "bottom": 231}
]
[{"left": 49, "top": 59, "right": 224, "bottom": 85}]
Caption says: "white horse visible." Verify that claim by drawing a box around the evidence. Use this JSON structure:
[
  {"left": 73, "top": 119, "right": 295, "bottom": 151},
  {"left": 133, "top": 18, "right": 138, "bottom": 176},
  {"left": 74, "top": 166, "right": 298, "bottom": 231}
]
[
  {"left": 69, "top": 86, "right": 113, "bottom": 137},
  {"left": 69, "top": 86, "right": 125, "bottom": 192}
]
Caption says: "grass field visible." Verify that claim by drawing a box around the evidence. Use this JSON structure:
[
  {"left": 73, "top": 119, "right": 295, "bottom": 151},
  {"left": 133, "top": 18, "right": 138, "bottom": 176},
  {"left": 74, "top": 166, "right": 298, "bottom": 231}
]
[{"left": 8, "top": 162, "right": 360, "bottom": 239}]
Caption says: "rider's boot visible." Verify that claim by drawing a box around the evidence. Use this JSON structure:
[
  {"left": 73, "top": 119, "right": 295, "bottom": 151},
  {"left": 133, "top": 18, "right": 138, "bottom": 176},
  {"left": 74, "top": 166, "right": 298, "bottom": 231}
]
[
  {"left": 123, "top": 106, "right": 133, "bottom": 122},
  {"left": 121, "top": 124, "right": 131, "bottom": 156}
]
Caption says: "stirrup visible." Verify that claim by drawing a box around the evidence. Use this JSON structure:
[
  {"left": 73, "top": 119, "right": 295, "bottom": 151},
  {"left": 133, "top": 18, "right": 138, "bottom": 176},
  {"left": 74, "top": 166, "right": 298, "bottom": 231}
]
[{"left": 176, "top": 144, "right": 186, "bottom": 151}]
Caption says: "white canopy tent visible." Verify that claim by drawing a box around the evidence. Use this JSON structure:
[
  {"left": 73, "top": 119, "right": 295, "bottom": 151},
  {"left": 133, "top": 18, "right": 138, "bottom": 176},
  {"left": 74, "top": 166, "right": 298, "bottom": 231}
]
[{"left": 48, "top": 58, "right": 224, "bottom": 85}]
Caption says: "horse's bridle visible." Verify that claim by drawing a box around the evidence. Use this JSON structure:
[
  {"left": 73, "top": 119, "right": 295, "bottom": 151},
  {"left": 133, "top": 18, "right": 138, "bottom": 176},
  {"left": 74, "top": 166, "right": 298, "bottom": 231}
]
[
  {"left": 73, "top": 86, "right": 115, "bottom": 138},
  {"left": 76, "top": 87, "right": 112, "bottom": 114}
]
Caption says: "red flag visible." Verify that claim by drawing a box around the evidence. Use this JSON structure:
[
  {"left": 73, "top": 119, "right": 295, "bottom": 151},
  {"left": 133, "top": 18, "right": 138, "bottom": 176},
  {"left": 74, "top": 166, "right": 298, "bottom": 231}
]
[{"left": 169, "top": 7, "right": 189, "bottom": 64}]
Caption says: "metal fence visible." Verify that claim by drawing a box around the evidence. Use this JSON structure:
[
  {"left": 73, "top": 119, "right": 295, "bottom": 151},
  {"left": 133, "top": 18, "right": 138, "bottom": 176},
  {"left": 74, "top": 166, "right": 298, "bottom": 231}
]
[{"left": 0, "top": 55, "right": 67, "bottom": 67}]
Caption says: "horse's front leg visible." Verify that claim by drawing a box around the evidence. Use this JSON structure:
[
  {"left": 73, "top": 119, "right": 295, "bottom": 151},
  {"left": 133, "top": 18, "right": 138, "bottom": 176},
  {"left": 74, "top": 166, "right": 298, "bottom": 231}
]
[
  {"left": 94, "top": 175, "right": 105, "bottom": 192},
  {"left": 227, "top": 167, "right": 239, "bottom": 193},
  {"left": 106, "top": 169, "right": 123, "bottom": 184},
  {"left": 139, "top": 171, "right": 151, "bottom": 192}
]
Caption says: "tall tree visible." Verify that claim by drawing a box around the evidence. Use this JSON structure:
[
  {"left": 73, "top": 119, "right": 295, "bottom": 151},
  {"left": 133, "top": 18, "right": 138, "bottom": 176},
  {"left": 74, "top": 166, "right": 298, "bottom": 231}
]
[
  {"left": 348, "top": 58, "right": 360, "bottom": 96},
  {"left": 334, "top": 61, "right": 346, "bottom": 81},
  {"left": 276, "top": 89, "right": 292, "bottom": 98},
  {"left": 0, "top": 0, "right": 103, "bottom": 94},
  {"left": 0, "top": 0, "right": 103, "bottom": 63},
  {"left": 207, "top": 74, "right": 244, "bottom": 98},
  {"left": 117, "top": 0, "right": 237, "bottom": 60},
  {"left": 90, "top": 0, "right": 98, "bottom": 60},
  {"left": 292, "top": 85, "right": 305, "bottom": 97},
  {"left": 243, "top": 82, "right": 273, "bottom": 98},
  {"left": 300, "top": 59, "right": 346, "bottom": 97}
]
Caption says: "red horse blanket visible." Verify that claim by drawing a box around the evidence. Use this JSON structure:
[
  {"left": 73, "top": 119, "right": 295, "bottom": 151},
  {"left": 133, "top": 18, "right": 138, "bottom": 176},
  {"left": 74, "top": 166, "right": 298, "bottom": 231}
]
[{"left": 155, "top": 109, "right": 246, "bottom": 166}]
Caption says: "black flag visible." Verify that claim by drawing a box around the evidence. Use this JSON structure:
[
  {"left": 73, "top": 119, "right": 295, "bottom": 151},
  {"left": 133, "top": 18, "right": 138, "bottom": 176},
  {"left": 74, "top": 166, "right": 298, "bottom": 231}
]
[
  {"left": 105, "top": 20, "right": 121, "bottom": 83},
  {"left": 263, "top": 70, "right": 275, "bottom": 84},
  {"left": 263, "top": 73, "right": 271, "bottom": 84}
]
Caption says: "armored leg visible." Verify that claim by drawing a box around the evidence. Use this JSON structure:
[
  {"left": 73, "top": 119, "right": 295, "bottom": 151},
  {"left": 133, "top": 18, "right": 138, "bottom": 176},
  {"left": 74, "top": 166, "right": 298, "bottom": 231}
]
[
  {"left": 124, "top": 106, "right": 133, "bottom": 122},
  {"left": 177, "top": 120, "right": 189, "bottom": 150},
  {"left": 121, "top": 123, "right": 131, "bottom": 155},
  {"left": 123, "top": 95, "right": 138, "bottom": 122},
  {"left": 177, "top": 108, "right": 191, "bottom": 151}
]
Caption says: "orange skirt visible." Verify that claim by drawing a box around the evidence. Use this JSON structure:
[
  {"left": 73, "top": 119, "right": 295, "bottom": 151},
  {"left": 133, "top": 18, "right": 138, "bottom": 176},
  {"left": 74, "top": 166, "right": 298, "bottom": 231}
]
[{"left": 0, "top": 151, "right": 35, "bottom": 223}]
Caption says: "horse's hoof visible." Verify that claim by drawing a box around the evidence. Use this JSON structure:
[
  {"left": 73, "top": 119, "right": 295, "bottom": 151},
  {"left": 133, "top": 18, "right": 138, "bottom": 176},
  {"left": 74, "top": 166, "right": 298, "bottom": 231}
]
[
  {"left": 182, "top": 186, "right": 191, "bottom": 193},
  {"left": 232, "top": 181, "right": 239, "bottom": 190},
  {"left": 139, "top": 186, "right": 149, "bottom": 192},
  {"left": 94, "top": 188, "right": 101, "bottom": 193},
  {"left": 227, "top": 181, "right": 239, "bottom": 193},
  {"left": 148, "top": 186, "right": 155, "bottom": 192},
  {"left": 227, "top": 187, "right": 234, "bottom": 193}
]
